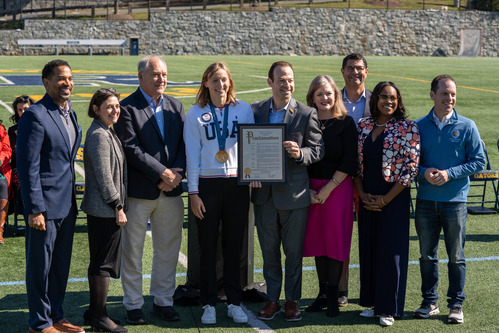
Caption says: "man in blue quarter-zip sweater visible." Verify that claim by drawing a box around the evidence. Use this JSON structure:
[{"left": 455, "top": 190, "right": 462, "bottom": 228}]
[{"left": 413, "top": 75, "right": 485, "bottom": 325}]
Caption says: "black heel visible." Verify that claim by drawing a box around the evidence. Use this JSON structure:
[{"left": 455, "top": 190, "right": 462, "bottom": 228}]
[
  {"left": 89, "top": 316, "right": 128, "bottom": 333},
  {"left": 84, "top": 310, "right": 121, "bottom": 326}
]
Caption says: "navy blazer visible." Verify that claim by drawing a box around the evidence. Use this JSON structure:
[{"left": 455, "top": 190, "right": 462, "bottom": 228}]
[
  {"left": 114, "top": 88, "right": 186, "bottom": 199},
  {"left": 251, "top": 97, "right": 324, "bottom": 210},
  {"left": 17, "top": 94, "right": 82, "bottom": 220}
]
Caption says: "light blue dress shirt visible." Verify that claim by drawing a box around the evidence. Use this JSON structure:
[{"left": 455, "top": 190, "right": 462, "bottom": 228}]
[
  {"left": 342, "top": 88, "right": 367, "bottom": 125},
  {"left": 140, "top": 87, "right": 165, "bottom": 141}
]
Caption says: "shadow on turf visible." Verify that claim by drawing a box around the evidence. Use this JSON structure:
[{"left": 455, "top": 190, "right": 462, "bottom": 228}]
[
  {"left": 297, "top": 298, "right": 457, "bottom": 327},
  {"left": 410, "top": 234, "right": 499, "bottom": 243},
  {"left": 0, "top": 293, "right": 458, "bottom": 331}
]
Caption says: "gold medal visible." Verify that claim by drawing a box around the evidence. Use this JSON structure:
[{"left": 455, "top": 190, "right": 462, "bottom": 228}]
[{"left": 215, "top": 150, "right": 229, "bottom": 163}]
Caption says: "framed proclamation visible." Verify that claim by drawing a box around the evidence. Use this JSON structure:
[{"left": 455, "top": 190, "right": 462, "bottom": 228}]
[{"left": 237, "top": 124, "right": 287, "bottom": 185}]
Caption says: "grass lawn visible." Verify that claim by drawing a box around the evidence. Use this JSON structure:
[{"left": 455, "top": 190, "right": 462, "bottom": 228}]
[{"left": 0, "top": 55, "right": 498, "bottom": 332}]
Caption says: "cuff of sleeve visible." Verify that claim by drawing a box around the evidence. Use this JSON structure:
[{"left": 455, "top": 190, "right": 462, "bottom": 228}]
[
  {"left": 109, "top": 199, "right": 121, "bottom": 211},
  {"left": 418, "top": 167, "right": 427, "bottom": 179},
  {"left": 295, "top": 150, "right": 304, "bottom": 163}
]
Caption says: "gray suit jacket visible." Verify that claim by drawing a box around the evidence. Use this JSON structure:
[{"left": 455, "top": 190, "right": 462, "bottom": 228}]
[
  {"left": 251, "top": 97, "right": 324, "bottom": 210},
  {"left": 81, "top": 119, "right": 128, "bottom": 218}
]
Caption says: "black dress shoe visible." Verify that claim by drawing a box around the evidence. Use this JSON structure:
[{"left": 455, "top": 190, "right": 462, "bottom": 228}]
[
  {"left": 89, "top": 316, "right": 128, "bottom": 333},
  {"left": 84, "top": 309, "right": 121, "bottom": 325},
  {"left": 151, "top": 303, "right": 180, "bottom": 321},
  {"left": 126, "top": 308, "right": 146, "bottom": 325}
]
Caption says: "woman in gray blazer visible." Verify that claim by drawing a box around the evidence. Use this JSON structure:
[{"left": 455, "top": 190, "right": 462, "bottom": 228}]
[{"left": 81, "top": 88, "right": 128, "bottom": 333}]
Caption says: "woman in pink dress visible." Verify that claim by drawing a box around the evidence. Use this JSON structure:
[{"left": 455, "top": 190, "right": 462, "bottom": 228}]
[{"left": 303, "top": 75, "right": 358, "bottom": 317}]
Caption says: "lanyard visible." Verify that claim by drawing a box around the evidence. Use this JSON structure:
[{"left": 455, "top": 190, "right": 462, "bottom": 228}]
[{"left": 209, "top": 102, "right": 230, "bottom": 152}]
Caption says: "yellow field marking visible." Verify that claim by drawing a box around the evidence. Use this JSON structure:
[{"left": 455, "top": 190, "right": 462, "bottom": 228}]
[
  {"left": 72, "top": 70, "right": 136, "bottom": 74},
  {"left": 167, "top": 87, "right": 198, "bottom": 96},
  {"left": 76, "top": 93, "right": 94, "bottom": 98},
  {"left": 297, "top": 68, "right": 499, "bottom": 94},
  {"left": 0, "top": 69, "right": 135, "bottom": 74},
  {"left": 3, "top": 62, "right": 497, "bottom": 94},
  {"left": 0, "top": 69, "right": 40, "bottom": 73},
  {"left": 181, "top": 58, "right": 499, "bottom": 95},
  {"left": 28, "top": 95, "right": 44, "bottom": 101},
  {"left": 369, "top": 74, "right": 499, "bottom": 93},
  {"left": 457, "top": 85, "right": 499, "bottom": 94}
]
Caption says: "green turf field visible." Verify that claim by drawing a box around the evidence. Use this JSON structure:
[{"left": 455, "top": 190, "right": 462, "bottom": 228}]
[{"left": 0, "top": 55, "right": 498, "bottom": 332}]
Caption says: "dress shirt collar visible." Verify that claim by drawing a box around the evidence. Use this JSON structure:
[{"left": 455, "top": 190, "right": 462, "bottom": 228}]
[
  {"left": 139, "top": 86, "right": 163, "bottom": 109},
  {"left": 432, "top": 109, "right": 453, "bottom": 130},
  {"left": 342, "top": 87, "right": 366, "bottom": 104}
]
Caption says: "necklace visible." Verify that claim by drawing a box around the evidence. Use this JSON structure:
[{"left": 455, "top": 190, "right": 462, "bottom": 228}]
[{"left": 319, "top": 118, "right": 333, "bottom": 130}]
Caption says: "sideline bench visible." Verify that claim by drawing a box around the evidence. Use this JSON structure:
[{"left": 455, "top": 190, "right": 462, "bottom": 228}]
[{"left": 18, "top": 39, "right": 127, "bottom": 56}]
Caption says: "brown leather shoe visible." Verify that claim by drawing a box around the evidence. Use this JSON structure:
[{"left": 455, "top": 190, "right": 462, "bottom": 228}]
[
  {"left": 28, "top": 326, "right": 61, "bottom": 333},
  {"left": 52, "top": 319, "right": 85, "bottom": 333},
  {"left": 257, "top": 301, "right": 282, "bottom": 320},
  {"left": 284, "top": 300, "right": 302, "bottom": 322}
]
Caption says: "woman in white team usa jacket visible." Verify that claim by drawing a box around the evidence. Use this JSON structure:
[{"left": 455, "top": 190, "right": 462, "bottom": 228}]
[{"left": 184, "top": 62, "right": 254, "bottom": 325}]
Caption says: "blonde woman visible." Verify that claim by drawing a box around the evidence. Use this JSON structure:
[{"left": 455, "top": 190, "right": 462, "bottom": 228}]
[
  {"left": 303, "top": 75, "right": 357, "bottom": 317},
  {"left": 184, "top": 62, "right": 254, "bottom": 325}
]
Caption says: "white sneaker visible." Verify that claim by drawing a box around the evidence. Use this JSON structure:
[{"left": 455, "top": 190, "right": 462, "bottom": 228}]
[
  {"left": 201, "top": 305, "right": 216, "bottom": 324},
  {"left": 448, "top": 306, "right": 464, "bottom": 324},
  {"left": 414, "top": 302, "right": 440, "bottom": 319},
  {"left": 228, "top": 304, "right": 248, "bottom": 323},
  {"left": 380, "top": 316, "right": 395, "bottom": 326},
  {"left": 359, "top": 308, "right": 375, "bottom": 318}
]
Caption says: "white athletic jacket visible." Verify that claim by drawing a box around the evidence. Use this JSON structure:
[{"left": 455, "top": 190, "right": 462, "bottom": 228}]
[{"left": 184, "top": 100, "right": 254, "bottom": 194}]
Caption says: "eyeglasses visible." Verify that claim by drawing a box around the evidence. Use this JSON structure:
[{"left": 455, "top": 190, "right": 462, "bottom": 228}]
[
  {"left": 378, "top": 95, "right": 398, "bottom": 103},
  {"left": 344, "top": 66, "right": 366, "bottom": 72}
]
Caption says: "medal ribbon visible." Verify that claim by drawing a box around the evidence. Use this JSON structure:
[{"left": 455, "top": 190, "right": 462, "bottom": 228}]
[{"left": 209, "top": 102, "right": 230, "bottom": 152}]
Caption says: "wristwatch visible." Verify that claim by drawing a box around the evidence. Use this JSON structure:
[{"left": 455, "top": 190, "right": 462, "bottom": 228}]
[{"left": 115, "top": 204, "right": 123, "bottom": 212}]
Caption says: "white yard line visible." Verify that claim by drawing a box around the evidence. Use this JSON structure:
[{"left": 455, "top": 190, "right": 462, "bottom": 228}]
[
  {"left": 74, "top": 163, "right": 85, "bottom": 178},
  {"left": 242, "top": 304, "right": 277, "bottom": 333},
  {"left": 236, "top": 87, "right": 272, "bottom": 95},
  {"left": 0, "top": 100, "right": 14, "bottom": 114},
  {"left": 177, "top": 251, "right": 188, "bottom": 268},
  {"left": 0, "top": 76, "right": 15, "bottom": 85},
  {"left": 145, "top": 229, "right": 188, "bottom": 269}
]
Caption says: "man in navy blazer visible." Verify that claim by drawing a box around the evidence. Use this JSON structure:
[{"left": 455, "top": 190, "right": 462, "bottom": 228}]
[
  {"left": 17, "top": 59, "right": 83, "bottom": 333},
  {"left": 114, "top": 56, "right": 186, "bottom": 325},
  {"left": 251, "top": 61, "right": 324, "bottom": 322}
]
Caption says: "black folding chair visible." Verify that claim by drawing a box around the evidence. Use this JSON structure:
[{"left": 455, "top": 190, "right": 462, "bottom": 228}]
[{"left": 467, "top": 140, "right": 499, "bottom": 214}]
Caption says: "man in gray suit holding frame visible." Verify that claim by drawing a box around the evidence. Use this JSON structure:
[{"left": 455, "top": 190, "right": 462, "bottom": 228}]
[{"left": 251, "top": 61, "right": 324, "bottom": 322}]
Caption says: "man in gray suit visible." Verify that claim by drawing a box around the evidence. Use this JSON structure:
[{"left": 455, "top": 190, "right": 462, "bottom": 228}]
[
  {"left": 114, "top": 56, "right": 185, "bottom": 325},
  {"left": 251, "top": 61, "right": 324, "bottom": 322}
]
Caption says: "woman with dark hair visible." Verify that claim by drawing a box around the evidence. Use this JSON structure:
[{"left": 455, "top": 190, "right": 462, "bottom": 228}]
[
  {"left": 302, "top": 75, "right": 357, "bottom": 317},
  {"left": 354, "top": 81, "right": 420, "bottom": 326},
  {"left": 6, "top": 96, "right": 34, "bottom": 225},
  {"left": 81, "top": 88, "right": 128, "bottom": 333},
  {"left": 184, "top": 62, "right": 254, "bottom": 325}
]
